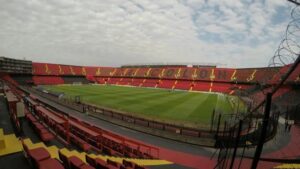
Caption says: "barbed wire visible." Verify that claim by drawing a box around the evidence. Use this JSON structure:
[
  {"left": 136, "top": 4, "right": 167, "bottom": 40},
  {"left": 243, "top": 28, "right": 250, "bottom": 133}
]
[{"left": 268, "top": 6, "right": 300, "bottom": 67}]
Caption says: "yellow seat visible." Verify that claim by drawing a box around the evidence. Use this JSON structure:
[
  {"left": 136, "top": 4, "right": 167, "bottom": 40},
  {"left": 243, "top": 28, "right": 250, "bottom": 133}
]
[
  {"left": 0, "top": 129, "right": 5, "bottom": 149},
  {"left": 0, "top": 130, "right": 22, "bottom": 156}
]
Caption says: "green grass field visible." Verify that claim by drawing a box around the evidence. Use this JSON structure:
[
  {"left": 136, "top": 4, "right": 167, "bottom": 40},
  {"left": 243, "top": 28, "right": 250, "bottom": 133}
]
[{"left": 45, "top": 85, "right": 246, "bottom": 128}]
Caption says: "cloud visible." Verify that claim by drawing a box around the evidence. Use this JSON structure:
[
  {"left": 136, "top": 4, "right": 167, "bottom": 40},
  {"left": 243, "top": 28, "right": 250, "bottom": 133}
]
[{"left": 0, "top": 0, "right": 293, "bottom": 68}]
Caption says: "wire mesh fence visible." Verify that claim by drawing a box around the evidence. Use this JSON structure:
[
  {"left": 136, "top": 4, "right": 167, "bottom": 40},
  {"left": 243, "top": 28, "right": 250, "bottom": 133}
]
[{"left": 214, "top": 3, "right": 300, "bottom": 169}]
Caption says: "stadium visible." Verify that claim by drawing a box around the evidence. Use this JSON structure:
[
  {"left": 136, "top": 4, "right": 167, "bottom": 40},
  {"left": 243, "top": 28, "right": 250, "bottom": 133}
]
[{"left": 0, "top": 1, "right": 300, "bottom": 169}]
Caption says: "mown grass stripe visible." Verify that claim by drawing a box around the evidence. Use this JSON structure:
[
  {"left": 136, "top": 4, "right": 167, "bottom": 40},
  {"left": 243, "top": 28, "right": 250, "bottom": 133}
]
[{"left": 44, "top": 85, "right": 245, "bottom": 127}]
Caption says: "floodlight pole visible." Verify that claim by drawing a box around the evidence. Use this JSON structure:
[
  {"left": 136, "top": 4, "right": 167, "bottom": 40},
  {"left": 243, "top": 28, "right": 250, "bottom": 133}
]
[{"left": 251, "top": 93, "right": 272, "bottom": 169}]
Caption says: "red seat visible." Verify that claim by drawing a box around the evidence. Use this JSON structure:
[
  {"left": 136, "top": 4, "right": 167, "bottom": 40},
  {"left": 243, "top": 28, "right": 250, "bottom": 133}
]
[
  {"left": 80, "top": 164, "right": 95, "bottom": 169},
  {"left": 40, "top": 132, "right": 55, "bottom": 142},
  {"left": 106, "top": 159, "right": 121, "bottom": 169},
  {"left": 26, "top": 113, "right": 37, "bottom": 123},
  {"left": 85, "top": 155, "right": 97, "bottom": 168},
  {"left": 58, "top": 150, "right": 70, "bottom": 169},
  {"left": 122, "top": 159, "right": 134, "bottom": 168},
  {"left": 69, "top": 156, "right": 85, "bottom": 169},
  {"left": 134, "top": 164, "right": 146, "bottom": 169},
  {"left": 37, "top": 127, "right": 48, "bottom": 134},
  {"left": 86, "top": 155, "right": 108, "bottom": 169},
  {"left": 28, "top": 147, "right": 51, "bottom": 162},
  {"left": 33, "top": 122, "right": 44, "bottom": 130},
  {"left": 95, "top": 158, "right": 108, "bottom": 169},
  {"left": 32, "top": 75, "right": 64, "bottom": 85},
  {"left": 38, "top": 158, "right": 64, "bottom": 169},
  {"left": 27, "top": 146, "right": 51, "bottom": 168}
]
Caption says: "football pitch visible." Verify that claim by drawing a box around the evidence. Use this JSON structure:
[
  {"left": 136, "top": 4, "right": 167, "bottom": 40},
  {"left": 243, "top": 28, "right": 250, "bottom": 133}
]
[{"left": 45, "top": 84, "right": 246, "bottom": 128}]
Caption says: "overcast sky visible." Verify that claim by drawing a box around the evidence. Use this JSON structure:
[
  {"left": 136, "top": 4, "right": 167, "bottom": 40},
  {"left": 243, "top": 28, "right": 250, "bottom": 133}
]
[{"left": 0, "top": 0, "right": 293, "bottom": 68}]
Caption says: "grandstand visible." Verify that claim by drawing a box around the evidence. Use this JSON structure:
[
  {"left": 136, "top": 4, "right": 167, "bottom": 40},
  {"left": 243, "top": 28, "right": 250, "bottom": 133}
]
[{"left": 0, "top": 51, "right": 299, "bottom": 168}]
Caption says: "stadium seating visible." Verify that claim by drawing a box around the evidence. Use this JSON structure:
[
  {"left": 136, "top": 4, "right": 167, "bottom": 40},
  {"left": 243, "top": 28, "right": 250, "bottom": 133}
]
[
  {"left": 290, "top": 64, "right": 300, "bottom": 82},
  {"left": 11, "top": 74, "right": 33, "bottom": 85},
  {"left": 59, "top": 150, "right": 95, "bottom": 169},
  {"left": 252, "top": 67, "right": 279, "bottom": 83},
  {"left": 233, "top": 68, "right": 279, "bottom": 83},
  {"left": 142, "top": 79, "right": 158, "bottom": 88},
  {"left": 31, "top": 61, "right": 299, "bottom": 85},
  {"left": 118, "top": 78, "right": 133, "bottom": 85},
  {"left": 211, "top": 82, "right": 233, "bottom": 93},
  {"left": 62, "top": 76, "right": 89, "bottom": 84},
  {"left": 85, "top": 155, "right": 109, "bottom": 169},
  {"left": 111, "top": 68, "right": 123, "bottom": 77},
  {"left": 124, "top": 68, "right": 139, "bottom": 77},
  {"left": 60, "top": 65, "right": 73, "bottom": 75},
  {"left": 161, "top": 68, "right": 177, "bottom": 79},
  {"left": 97, "top": 67, "right": 115, "bottom": 76},
  {"left": 175, "top": 68, "right": 195, "bottom": 80},
  {"left": 134, "top": 68, "right": 150, "bottom": 77},
  {"left": 86, "top": 75, "right": 97, "bottom": 83},
  {"left": 96, "top": 77, "right": 107, "bottom": 84},
  {"left": 23, "top": 95, "right": 158, "bottom": 159},
  {"left": 1, "top": 75, "right": 19, "bottom": 86},
  {"left": 47, "top": 64, "right": 60, "bottom": 75},
  {"left": 213, "top": 68, "right": 235, "bottom": 82},
  {"left": 32, "top": 76, "right": 64, "bottom": 85},
  {"left": 272, "top": 86, "right": 291, "bottom": 98},
  {"left": 147, "top": 68, "right": 163, "bottom": 78},
  {"left": 32, "top": 63, "right": 48, "bottom": 75},
  {"left": 85, "top": 67, "right": 98, "bottom": 76},
  {"left": 22, "top": 140, "right": 64, "bottom": 169},
  {"left": 272, "top": 64, "right": 300, "bottom": 84},
  {"left": 157, "top": 80, "right": 176, "bottom": 89},
  {"left": 107, "top": 77, "right": 121, "bottom": 85},
  {"left": 193, "top": 68, "right": 212, "bottom": 81},
  {"left": 234, "top": 69, "right": 256, "bottom": 83},
  {"left": 192, "top": 81, "right": 211, "bottom": 91},
  {"left": 174, "top": 80, "right": 192, "bottom": 90},
  {"left": 131, "top": 78, "right": 144, "bottom": 86}
]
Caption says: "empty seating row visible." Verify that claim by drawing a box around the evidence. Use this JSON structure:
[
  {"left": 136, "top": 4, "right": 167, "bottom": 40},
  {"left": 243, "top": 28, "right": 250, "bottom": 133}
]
[
  {"left": 31, "top": 105, "right": 93, "bottom": 152},
  {"left": 131, "top": 78, "right": 144, "bottom": 86},
  {"left": 106, "top": 78, "right": 121, "bottom": 85},
  {"left": 157, "top": 80, "right": 175, "bottom": 89},
  {"left": 25, "top": 113, "right": 55, "bottom": 142},
  {"left": 32, "top": 62, "right": 300, "bottom": 84},
  {"left": 141, "top": 79, "right": 158, "bottom": 88},
  {"left": 63, "top": 76, "right": 90, "bottom": 84},
  {"left": 85, "top": 154, "right": 146, "bottom": 169},
  {"left": 118, "top": 78, "right": 133, "bottom": 85},
  {"left": 33, "top": 76, "right": 64, "bottom": 85},
  {"left": 1, "top": 75, "right": 19, "bottom": 86},
  {"left": 192, "top": 81, "right": 211, "bottom": 91},
  {"left": 174, "top": 80, "right": 191, "bottom": 90},
  {"left": 4, "top": 86, "right": 25, "bottom": 135},
  {"left": 211, "top": 83, "right": 234, "bottom": 93},
  {"left": 24, "top": 95, "right": 158, "bottom": 159},
  {"left": 93, "top": 77, "right": 242, "bottom": 93},
  {"left": 11, "top": 74, "right": 33, "bottom": 85},
  {"left": 22, "top": 140, "right": 96, "bottom": 169},
  {"left": 22, "top": 141, "right": 65, "bottom": 169},
  {"left": 59, "top": 149, "right": 95, "bottom": 169}
]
